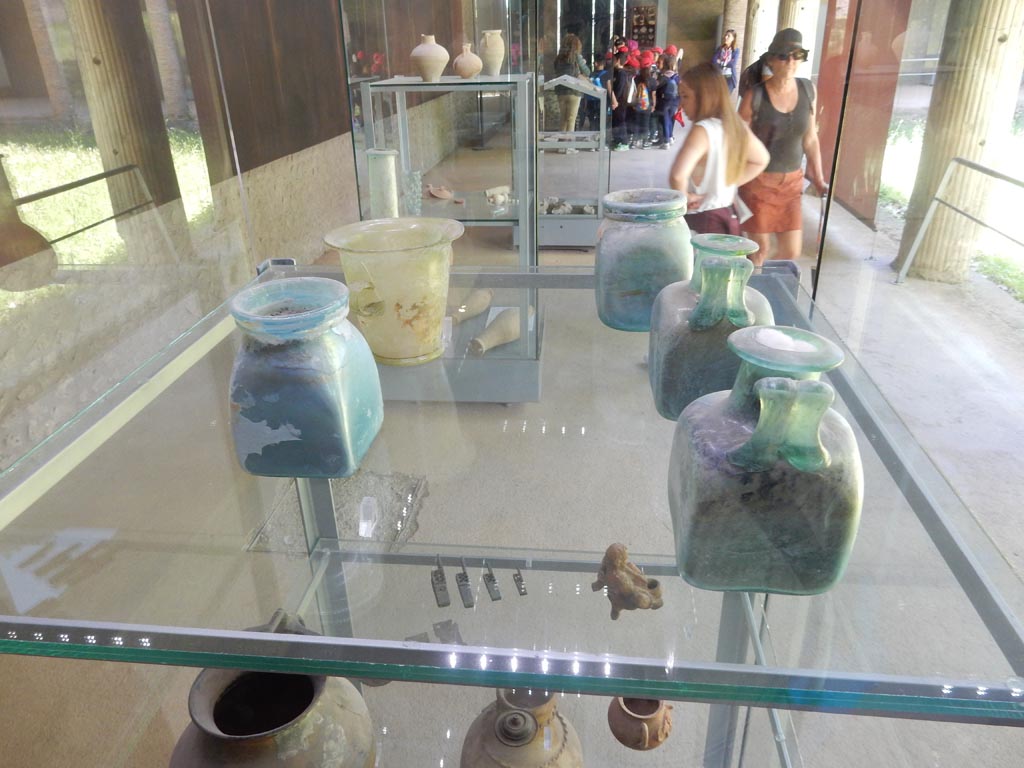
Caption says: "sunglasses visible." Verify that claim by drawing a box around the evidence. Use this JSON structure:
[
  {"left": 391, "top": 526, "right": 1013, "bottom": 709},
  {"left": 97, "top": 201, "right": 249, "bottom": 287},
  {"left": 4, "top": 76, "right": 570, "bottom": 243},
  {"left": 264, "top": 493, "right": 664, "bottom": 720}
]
[{"left": 774, "top": 49, "right": 809, "bottom": 62}]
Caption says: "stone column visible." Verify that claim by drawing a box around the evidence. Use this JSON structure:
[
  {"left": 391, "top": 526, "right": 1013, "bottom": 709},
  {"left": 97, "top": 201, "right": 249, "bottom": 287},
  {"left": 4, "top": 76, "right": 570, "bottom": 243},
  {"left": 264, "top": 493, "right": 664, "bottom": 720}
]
[
  {"left": 894, "top": 0, "right": 1024, "bottom": 282},
  {"left": 723, "top": 0, "right": 749, "bottom": 70},
  {"left": 743, "top": 0, "right": 780, "bottom": 73}
]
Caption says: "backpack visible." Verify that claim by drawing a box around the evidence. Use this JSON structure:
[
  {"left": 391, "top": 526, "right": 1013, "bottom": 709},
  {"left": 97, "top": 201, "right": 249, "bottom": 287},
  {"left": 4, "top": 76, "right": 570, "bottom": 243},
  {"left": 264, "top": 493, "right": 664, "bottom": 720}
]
[
  {"left": 738, "top": 56, "right": 768, "bottom": 98},
  {"left": 636, "top": 81, "right": 650, "bottom": 111},
  {"left": 662, "top": 72, "right": 678, "bottom": 100}
]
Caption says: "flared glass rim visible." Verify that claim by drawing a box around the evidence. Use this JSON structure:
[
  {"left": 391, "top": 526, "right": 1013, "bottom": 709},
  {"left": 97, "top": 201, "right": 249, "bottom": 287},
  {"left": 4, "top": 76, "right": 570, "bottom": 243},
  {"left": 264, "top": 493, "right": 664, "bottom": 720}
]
[
  {"left": 691, "top": 233, "right": 759, "bottom": 256},
  {"left": 728, "top": 325, "right": 844, "bottom": 373},
  {"left": 602, "top": 188, "right": 688, "bottom": 220},
  {"left": 324, "top": 217, "right": 465, "bottom": 254},
  {"left": 230, "top": 277, "right": 349, "bottom": 340}
]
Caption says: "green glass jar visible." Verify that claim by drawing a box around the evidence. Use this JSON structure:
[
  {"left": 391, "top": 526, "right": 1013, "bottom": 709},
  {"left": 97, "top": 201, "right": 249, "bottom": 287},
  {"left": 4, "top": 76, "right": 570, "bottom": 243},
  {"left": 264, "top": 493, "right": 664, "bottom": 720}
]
[{"left": 668, "top": 326, "right": 864, "bottom": 594}]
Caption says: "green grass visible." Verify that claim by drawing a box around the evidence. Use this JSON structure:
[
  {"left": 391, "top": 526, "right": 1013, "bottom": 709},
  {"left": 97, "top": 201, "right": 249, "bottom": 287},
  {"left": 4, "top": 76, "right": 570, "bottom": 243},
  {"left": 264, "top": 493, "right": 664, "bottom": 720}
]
[
  {"left": 974, "top": 253, "right": 1024, "bottom": 301},
  {"left": 1, "top": 126, "right": 212, "bottom": 267},
  {"left": 878, "top": 182, "right": 908, "bottom": 216}
]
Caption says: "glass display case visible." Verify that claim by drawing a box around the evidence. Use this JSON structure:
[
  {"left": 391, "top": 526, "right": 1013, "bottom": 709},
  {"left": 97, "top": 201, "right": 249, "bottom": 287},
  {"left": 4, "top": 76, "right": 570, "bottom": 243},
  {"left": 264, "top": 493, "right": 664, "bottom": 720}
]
[
  {"left": 2, "top": 264, "right": 1023, "bottom": 767},
  {"left": 357, "top": 74, "right": 535, "bottom": 268},
  {"left": 538, "top": 76, "right": 610, "bottom": 247},
  {"left": 3, "top": 0, "right": 1024, "bottom": 764}
]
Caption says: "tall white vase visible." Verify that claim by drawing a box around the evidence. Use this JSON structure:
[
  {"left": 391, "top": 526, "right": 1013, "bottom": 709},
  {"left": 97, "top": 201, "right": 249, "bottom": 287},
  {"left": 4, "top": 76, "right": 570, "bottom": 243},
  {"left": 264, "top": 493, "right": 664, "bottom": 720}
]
[
  {"left": 410, "top": 34, "right": 449, "bottom": 82},
  {"left": 479, "top": 30, "right": 505, "bottom": 76}
]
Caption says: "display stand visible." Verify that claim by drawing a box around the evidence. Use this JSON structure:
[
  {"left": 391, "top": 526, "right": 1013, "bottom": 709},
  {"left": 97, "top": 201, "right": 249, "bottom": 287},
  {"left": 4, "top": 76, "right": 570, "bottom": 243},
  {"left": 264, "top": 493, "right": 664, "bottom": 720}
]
[
  {"left": 356, "top": 75, "right": 540, "bottom": 402},
  {"left": 359, "top": 75, "right": 534, "bottom": 269},
  {"left": 538, "top": 75, "right": 609, "bottom": 247}
]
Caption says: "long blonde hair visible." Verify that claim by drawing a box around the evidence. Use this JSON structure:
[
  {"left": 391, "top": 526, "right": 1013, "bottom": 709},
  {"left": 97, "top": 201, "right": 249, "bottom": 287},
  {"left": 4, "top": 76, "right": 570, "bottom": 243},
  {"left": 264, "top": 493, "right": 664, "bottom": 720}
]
[{"left": 681, "top": 62, "right": 747, "bottom": 185}]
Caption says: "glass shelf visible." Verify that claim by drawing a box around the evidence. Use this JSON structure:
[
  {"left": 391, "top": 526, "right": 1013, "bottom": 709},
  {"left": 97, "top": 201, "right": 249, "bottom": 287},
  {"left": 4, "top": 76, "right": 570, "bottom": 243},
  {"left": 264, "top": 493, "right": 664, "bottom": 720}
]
[{"left": 2, "top": 267, "right": 1024, "bottom": 743}]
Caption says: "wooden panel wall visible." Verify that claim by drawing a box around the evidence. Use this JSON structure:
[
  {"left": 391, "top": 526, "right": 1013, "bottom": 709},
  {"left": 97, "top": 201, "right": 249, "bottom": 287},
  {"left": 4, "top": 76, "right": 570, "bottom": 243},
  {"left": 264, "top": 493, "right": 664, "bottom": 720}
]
[
  {"left": 818, "top": 0, "right": 911, "bottom": 226},
  {"left": 179, "top": 0, "right": 351, "bottom": 176},
  {"left": 0, "top": 0, "right": 49, "bottom": 97}
]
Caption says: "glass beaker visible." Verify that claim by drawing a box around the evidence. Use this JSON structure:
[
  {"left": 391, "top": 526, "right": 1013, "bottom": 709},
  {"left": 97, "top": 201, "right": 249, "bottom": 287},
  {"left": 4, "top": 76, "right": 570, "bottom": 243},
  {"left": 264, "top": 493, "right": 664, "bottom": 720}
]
[{"left": 324, "top": 217, "right": 465, "bottom": 365}]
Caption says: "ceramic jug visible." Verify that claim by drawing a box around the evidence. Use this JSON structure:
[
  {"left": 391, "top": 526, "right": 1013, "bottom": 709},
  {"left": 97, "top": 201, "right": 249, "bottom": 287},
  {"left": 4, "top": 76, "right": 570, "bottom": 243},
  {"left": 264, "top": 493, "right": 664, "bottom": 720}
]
[
  {"left": 453, "top": 43, "right": 483, "bottom": 78},
  {"left": 410, "top": 34, "right": 449, "bottom": 82},
  {"left": 607, "top": 697, "right": 674, "bottom": 750},
  {"left": 468, "top": 305, "right": 533, "bottom": 356},
  {"left": 448, "top": 287, "right": 494, "bottom": 325},
  {"left": 479, "top": 30, "right": 505, "bottom": 76},
  {"left": 170, "top": 612, "right": 375, "bottom": 768},
  {"left": 460, "top": 688, "right": 583, "bottom": 767}
]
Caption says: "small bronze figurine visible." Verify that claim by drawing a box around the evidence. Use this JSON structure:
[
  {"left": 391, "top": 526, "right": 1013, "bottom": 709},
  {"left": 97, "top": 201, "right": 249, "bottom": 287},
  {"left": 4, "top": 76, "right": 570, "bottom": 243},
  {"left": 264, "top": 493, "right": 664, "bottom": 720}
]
[{"left": 592, "top": 543, "right": 663, "bottom": 620}]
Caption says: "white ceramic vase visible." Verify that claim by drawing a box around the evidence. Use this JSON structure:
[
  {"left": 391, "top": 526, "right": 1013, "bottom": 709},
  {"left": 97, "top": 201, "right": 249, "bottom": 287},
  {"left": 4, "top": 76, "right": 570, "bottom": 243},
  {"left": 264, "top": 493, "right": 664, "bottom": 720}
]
[
  {"left": 411, "top": 34, "right": 449, "bottom": 82},
  {"left": 479, "top": 30, "right": 505, "bottom": 76},
  {"left": 453, "top": 43, "right": 483, "bottom": 79}
]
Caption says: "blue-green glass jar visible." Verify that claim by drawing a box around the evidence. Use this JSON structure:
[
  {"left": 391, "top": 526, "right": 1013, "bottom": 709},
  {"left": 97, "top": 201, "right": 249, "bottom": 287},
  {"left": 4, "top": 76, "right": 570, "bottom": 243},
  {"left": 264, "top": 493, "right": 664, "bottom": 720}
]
[
  {"left": 229, "top": 277, "right": 383, "bottom": 478},
  {"left": 669, "top": 326, "right": 863, "bottom": 595},
  {"left": 595, "top": 189, "right": 693, "bottom": 331}
]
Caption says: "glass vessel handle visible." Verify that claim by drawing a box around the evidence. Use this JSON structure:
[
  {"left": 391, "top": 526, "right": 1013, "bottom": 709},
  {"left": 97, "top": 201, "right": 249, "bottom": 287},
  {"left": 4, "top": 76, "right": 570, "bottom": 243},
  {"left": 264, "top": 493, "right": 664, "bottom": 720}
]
[{"left": 728, "top": 377, "right": 834, "bottom": 472}]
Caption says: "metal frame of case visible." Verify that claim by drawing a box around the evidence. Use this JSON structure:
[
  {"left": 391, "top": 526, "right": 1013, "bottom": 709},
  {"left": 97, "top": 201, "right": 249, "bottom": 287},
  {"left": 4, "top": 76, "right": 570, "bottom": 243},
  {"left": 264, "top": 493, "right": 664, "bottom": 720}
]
[
  {"left": 355, "top": 75, "right": 542, "bottom": 402},
  {"left": 360, "top": 74, "right": 535, "bottom": 269},
  {"left": 538, "top": 75, "right": 610, "bottom": 247}
]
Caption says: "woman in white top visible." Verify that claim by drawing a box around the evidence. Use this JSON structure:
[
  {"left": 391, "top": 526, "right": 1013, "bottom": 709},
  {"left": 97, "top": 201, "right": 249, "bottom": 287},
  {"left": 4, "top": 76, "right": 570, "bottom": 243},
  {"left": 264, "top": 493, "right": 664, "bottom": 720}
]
[{"left": 669, "top": 62, "right": 769, "bottom": 234}]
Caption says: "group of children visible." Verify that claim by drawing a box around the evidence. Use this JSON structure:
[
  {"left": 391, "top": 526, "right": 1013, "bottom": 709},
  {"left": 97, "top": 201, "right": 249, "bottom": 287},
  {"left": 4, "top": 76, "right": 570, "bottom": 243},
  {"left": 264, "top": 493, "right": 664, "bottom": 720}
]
[{"left": 580, "top": 39, "right": 684, "bottom": 151}]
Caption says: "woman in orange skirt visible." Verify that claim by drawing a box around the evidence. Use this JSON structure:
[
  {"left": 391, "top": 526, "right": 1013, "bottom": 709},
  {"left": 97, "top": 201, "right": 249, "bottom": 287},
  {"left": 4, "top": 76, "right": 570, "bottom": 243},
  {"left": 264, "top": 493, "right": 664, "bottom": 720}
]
[{"left": 738, "top": 28, "right": 828, "bottom": 265}]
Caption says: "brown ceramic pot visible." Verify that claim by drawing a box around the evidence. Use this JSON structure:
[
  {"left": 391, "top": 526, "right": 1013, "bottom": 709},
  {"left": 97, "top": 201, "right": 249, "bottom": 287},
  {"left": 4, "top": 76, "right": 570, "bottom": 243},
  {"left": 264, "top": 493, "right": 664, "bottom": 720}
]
[
  {"left": 169, "top": 670, "right": 376, "bottom": 767},
  {"left": 169, "top": 612, "right": 375, "bottom": 767},
  {"left": 460, "top": 688, "right": 583, "bottom": 767},
  {"left": 606, "top": 696, "right": 673, "bottom": 751}
]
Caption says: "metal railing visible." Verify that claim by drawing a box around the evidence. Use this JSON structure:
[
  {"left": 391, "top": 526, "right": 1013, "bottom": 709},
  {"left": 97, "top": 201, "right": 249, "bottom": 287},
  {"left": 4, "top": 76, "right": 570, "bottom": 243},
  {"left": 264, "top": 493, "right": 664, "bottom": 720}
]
[
  {"left": 12, "top": 164, "right": 154, "bottom": 245},
  {"left": 896, "top": 156, "right": 1024, "bottom": 283}
]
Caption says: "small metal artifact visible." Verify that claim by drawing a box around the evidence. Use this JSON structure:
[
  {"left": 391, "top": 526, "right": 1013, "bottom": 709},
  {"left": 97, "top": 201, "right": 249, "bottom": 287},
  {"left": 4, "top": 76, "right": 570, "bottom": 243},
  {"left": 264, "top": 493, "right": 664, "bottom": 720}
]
[
  {"left": 431, "top": 554, "right": 451, "bottom": 608},
  {"left": 483, "top": 560, "right": 502, "bottom": 601},
  {"left": 457, "top": 557, "right": 475, "bottom": 608},
  {"left": 592, "top": 543, "right": 663, "bottom": 620}
]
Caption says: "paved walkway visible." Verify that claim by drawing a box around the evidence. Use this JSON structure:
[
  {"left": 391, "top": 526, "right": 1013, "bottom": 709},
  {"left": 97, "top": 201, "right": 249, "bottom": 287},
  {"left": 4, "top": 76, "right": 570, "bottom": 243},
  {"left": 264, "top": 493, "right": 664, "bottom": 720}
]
[{"left": 542, "top": 117, "right": 1024, "bottom": 589}]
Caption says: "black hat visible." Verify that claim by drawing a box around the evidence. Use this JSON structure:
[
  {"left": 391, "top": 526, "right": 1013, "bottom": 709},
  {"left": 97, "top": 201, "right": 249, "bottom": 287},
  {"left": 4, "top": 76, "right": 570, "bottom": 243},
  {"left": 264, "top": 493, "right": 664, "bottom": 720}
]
[{"left": 767, "top": 28, "right": 805, "bottom": 55}]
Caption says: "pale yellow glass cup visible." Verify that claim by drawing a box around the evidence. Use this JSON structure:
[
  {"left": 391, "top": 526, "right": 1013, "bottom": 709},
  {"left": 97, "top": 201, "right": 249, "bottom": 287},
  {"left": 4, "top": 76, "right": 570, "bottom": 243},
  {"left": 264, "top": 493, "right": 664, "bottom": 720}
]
[{"left": 325, "top": 218, "right": 465, "bottom": 365}]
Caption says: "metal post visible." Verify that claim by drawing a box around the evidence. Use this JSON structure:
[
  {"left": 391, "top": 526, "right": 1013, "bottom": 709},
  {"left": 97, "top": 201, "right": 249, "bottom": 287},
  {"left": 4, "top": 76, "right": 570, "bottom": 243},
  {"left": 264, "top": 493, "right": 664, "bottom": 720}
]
[
  {"left": 896, "top": 160, "right": 955, "bottom": 283},
  {"left": 360, "top": 80, "right": 375, "bottom": 148},
  {"left": 295, "top": 478, "right": 352, "bottom": 637},
  {"left": 704, "top": 591, "right": 752, "bottom": 768},
  {"left": 396, "top": 90, "right": 411, "bottom": 175}
]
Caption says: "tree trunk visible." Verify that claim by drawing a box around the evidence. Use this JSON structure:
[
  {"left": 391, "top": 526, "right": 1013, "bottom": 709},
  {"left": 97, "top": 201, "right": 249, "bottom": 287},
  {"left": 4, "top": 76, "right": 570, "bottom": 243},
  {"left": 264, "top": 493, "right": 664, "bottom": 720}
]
[
  {"left": 144, "top": 0, "right": 191, "bottom": 120},
  {"left": 65, "top": 0, "right": 181, "bottom": 214},
  {"left": 22, "top": 0, "right": 73, "bottom": 120},
  {"left": 894, "top": 0, "right": 1024, "bottom": 282},
  {"left": 723, "top": 0, "right": 749, "bottom": 71}
]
